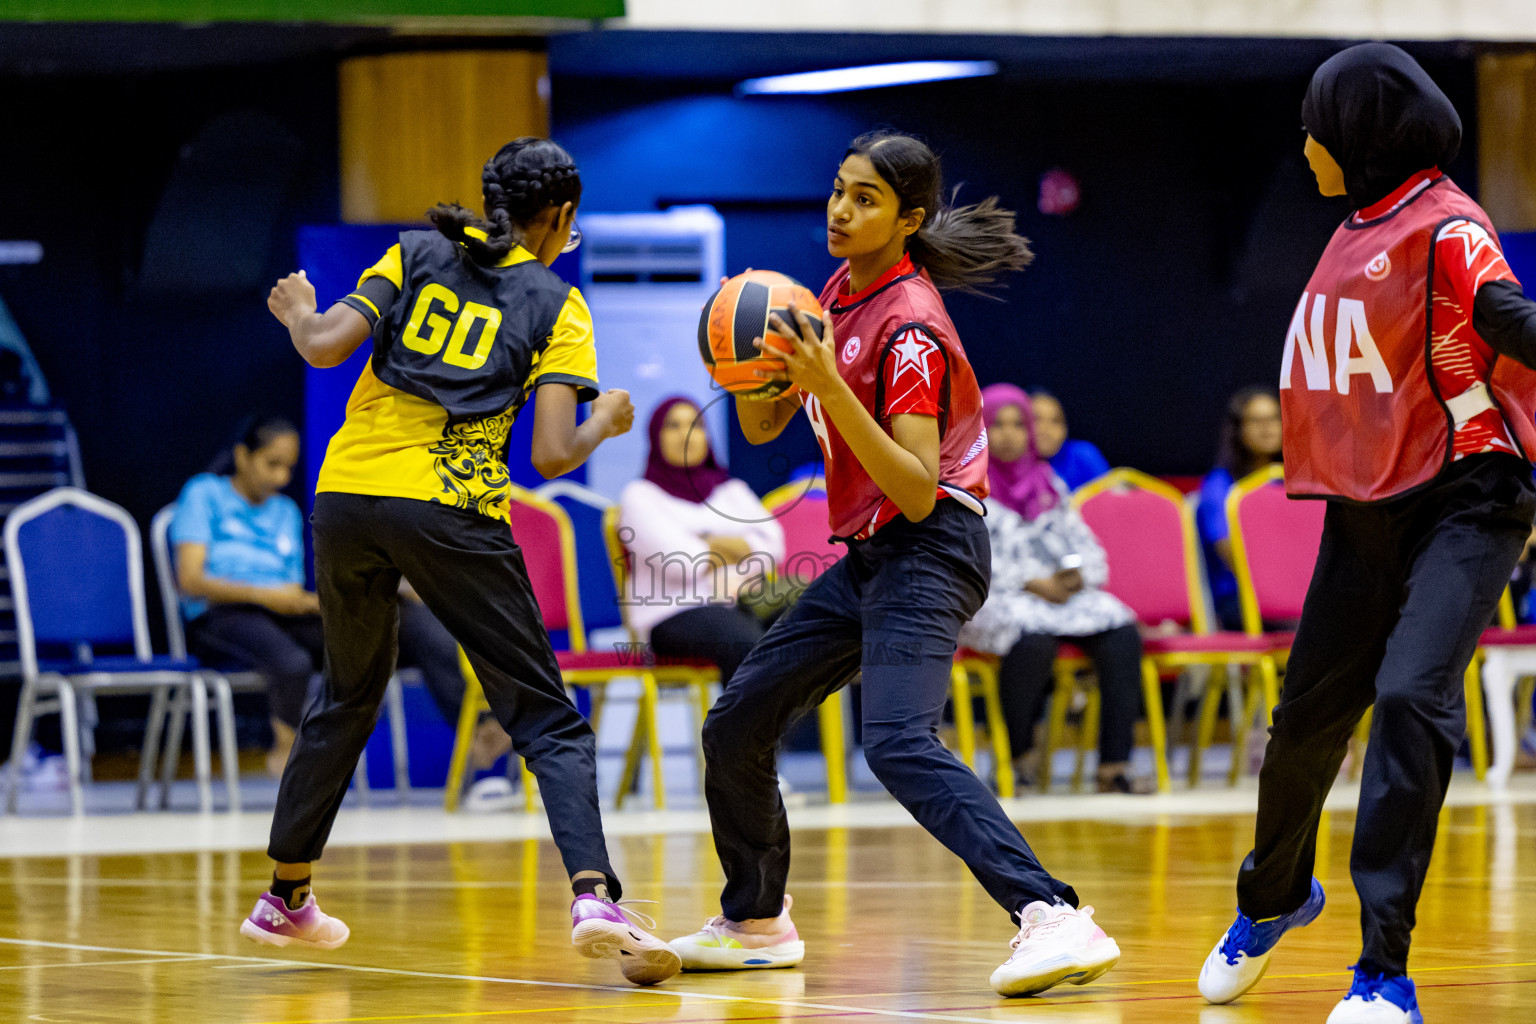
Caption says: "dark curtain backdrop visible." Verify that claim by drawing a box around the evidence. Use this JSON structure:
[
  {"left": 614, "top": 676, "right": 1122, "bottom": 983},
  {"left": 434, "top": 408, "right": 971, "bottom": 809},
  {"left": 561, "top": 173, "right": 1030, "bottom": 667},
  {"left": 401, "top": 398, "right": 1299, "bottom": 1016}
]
[{"left": 550, "top": 45, "right": 1477, "bottom": 492}]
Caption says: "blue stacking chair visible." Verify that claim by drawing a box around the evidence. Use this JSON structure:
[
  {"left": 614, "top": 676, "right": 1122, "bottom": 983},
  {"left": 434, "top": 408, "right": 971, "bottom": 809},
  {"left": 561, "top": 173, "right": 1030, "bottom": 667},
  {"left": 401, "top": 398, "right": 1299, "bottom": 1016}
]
[
  {"left": 149, "top": 502, "right": 410, "bottom": 810},
  {"left": 3, "top": 487, "right": 223, "bottom": 814}
]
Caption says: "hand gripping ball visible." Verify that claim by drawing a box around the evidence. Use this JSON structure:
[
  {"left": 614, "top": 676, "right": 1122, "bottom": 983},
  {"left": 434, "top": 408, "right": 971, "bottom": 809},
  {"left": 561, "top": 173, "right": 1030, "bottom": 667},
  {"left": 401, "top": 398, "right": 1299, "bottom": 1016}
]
[{"left": 697, "top": 270, "right": 824, "bottom": 400}]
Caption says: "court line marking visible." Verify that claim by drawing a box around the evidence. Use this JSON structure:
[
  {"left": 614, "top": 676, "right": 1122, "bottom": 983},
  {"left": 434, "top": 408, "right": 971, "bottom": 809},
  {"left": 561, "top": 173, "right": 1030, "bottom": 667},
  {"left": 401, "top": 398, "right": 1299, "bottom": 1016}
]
[
  {"left": 0, "top": 955, "right": 209, "bottom": 971},
  {"left": 7, "top": 932, "right": 1531, "bottom": 1019},
  {"left": 8, "top": 934, "right": 1529, "bottom": 1022},
  {"left": 251, "top": 1004, "right": 675, "bottom": 1023},
  {"left": 0, "top": 936, "right": 1005, "bottom": 1024}
]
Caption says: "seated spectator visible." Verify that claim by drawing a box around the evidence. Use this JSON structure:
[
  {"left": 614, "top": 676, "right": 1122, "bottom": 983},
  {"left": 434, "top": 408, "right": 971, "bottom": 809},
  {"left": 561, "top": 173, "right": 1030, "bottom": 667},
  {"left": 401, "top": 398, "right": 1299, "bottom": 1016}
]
[
  {"left": 1196, "top": 386, "right": 1283, "bottom": 631},
  {"left": 1029, "top": 389, "right": 1110, "bottom": 490},
  {"left": 961, "top": 385, "right": 1149, "bottom": 794},
  {"left": 173, "top": 415, "right": 484, "bottom": 778},
  {"left": 619, "top": 397, "right": 784, "bottom": 685}
]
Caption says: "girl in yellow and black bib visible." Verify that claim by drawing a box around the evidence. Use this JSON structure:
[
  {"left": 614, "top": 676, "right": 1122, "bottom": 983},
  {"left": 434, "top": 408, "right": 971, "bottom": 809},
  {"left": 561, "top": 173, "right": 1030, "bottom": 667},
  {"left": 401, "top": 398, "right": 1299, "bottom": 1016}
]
[{"left": 238, "top": 138, "right": 681, "bottom": 987}]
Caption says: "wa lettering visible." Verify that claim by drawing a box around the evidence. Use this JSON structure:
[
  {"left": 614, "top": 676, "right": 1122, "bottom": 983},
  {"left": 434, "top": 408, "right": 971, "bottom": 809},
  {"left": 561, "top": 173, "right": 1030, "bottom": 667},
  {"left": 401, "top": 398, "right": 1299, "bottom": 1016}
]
[{"left": 1279, "top": 292, "right": 1394, "bottom": 395}]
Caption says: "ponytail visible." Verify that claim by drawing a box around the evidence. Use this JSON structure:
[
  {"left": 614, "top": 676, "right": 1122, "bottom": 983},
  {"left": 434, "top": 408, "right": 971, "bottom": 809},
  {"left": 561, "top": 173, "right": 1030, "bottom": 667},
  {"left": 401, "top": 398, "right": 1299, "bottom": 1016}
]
[
  {"left": 428, "top": 137, "right": 583, "bottom": 268},
  {"left": 845, "top": 130, "right": 1033, "bottom": 295}
]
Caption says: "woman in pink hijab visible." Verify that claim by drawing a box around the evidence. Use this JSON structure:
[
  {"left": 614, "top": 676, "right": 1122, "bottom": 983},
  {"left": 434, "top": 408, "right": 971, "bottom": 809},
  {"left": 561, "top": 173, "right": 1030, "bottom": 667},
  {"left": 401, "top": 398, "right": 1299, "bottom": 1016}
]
[{"left": 960, "top": 384, "right": 1149, "bottom": 793}]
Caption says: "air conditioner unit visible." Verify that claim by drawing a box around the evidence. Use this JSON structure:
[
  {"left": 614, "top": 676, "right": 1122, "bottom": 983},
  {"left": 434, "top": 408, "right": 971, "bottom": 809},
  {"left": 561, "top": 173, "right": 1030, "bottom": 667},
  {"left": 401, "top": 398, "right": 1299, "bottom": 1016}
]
[{"left": 580, "top": 206, "right": 728, "bottom": 500}]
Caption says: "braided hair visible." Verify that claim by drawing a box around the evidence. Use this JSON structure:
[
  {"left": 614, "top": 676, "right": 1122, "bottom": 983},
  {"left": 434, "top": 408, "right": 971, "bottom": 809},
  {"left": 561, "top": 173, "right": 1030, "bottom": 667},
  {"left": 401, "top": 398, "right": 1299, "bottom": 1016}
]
[
  {"left": 844, "top": 130, "right": 1032, "bottom": 295},
  {"left": 428, "top": 138, "right": 583, "bottom": 267}
]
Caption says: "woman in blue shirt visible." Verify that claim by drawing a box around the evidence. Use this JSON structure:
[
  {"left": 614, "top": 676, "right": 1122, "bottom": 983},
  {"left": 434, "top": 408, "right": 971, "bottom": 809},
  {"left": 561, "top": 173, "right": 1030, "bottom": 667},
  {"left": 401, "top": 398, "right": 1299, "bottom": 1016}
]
[
  {"left": 1195, "top": 387, "right": 1283, "bottom": 631},
  {"left": 1029, "top": 390, "right": 1110, "bottom": 491},
  {"left": 172, "top": 416, "right": 322, "bottom": 776},
  {"left": 172, "top": 416, "right": 478, "bottom": 779}
]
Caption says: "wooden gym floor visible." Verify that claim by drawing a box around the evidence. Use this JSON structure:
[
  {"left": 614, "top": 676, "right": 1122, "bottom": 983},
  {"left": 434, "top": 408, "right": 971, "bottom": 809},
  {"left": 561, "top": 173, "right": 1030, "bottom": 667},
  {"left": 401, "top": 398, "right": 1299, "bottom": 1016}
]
[{"left": 2, "top": 794, "right": 1534, "bottom": 1023}]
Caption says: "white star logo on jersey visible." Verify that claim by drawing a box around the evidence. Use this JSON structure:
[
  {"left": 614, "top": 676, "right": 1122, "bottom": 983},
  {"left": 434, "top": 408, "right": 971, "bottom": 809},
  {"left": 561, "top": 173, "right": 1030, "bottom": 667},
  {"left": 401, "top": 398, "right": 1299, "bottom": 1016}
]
[
  {"left": 889, "top": 328, "right": 938, "bottom": 386},
  {"left": 1438, "top": 220, "right": 1502, "bottom": 270}
]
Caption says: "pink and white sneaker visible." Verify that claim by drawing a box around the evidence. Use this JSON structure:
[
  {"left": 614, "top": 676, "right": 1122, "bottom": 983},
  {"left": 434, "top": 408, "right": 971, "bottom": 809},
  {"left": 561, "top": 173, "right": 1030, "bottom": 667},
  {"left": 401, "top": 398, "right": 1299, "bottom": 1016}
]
[
  {"left": 570, "top": 894, "right": 681, "bottom": 986},
  {"left": 990, "top": 901, "right": 1120, "bottom": 997},
  {"left": 239, "top": 892, "right": 350, "bottom": 950},
  {"left": 668, "top": 895, "right": 805, "bottom": 971}
]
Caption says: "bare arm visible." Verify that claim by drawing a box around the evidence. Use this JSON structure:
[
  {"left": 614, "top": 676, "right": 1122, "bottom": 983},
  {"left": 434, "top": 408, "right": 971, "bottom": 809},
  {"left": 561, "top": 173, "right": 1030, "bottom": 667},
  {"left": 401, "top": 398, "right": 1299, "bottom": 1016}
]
[
  {"left": 824, "top": 401, "right": 941, "bottom": 522},
  {"left": 268, "top": 271, "right": 373, "bottom": 369},
  {"left": 735, "top": 393, "right": 800, "bottom": 445},
  {"left": 176, "top": 542, "right": 319, "bottom": 616},
  {"left": 529, "top": 383, "right": 635, "bottom": 479}
]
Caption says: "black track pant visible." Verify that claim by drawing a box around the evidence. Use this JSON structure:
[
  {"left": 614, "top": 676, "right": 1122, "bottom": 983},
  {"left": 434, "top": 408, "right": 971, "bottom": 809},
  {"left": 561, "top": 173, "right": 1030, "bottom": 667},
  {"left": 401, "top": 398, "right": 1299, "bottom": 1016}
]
[
  {"left": 267, "top": 494, "right": 620, "bottom": 896},
  {"left": 1237, "top": 454, "right": 1534, "bottom": 976},
  {"left": 701, "top": 500, "right": 1077, "bottom": 924}
]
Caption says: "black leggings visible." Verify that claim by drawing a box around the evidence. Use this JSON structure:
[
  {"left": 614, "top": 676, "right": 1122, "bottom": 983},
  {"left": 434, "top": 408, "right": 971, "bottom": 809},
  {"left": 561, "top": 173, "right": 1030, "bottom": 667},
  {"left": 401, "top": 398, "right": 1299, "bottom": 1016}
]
[
  {"left": 701, "top": 501, "right": 1076, "bottom": 923},
  {"left": 186, "top": 606, "right": 324, "bottom": 728},
  {"left": 996, "top": 623, "right": 1143, "bottom": 765},
  {"left": 649, "top": 604, "right": 767, "bottom": 686}
]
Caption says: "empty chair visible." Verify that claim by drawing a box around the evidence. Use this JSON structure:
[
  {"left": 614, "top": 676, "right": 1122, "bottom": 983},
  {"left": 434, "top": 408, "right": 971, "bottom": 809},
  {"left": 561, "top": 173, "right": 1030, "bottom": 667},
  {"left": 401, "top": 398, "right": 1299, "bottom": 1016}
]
[
  {"left": 1075, "top": 468, "right": 1281, "bottom": 790},
  {"left": 4, "top": 487, "right": 226, "bottom": 814}
]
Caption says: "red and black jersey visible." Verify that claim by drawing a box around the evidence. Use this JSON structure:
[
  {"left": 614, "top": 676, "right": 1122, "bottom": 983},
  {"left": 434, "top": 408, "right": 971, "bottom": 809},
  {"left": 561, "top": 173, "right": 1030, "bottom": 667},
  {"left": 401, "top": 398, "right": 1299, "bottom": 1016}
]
[
  {"left": 808, "top": 254, "right": 990, "bottom": 539},
  {"left": 1280, "top": 170, "right": 1536, "bottom": 502}
]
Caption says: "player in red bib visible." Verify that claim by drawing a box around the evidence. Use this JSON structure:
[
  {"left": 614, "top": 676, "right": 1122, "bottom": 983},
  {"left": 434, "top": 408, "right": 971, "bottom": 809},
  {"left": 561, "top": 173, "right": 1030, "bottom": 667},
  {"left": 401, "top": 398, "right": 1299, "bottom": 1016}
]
[
  {"left": 668, "top": 131, "right": 1122, "bottom": 997},
  {"left": 1199, "top": 45, "right": 1536, "bottom": 1024}
]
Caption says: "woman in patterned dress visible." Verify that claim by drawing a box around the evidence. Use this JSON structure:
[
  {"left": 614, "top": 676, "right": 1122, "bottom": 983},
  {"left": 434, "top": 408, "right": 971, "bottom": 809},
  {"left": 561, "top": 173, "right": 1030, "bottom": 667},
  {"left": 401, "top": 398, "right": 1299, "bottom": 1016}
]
[{"left": 960, "top": 384, "right": 1149, "bottom": 794}]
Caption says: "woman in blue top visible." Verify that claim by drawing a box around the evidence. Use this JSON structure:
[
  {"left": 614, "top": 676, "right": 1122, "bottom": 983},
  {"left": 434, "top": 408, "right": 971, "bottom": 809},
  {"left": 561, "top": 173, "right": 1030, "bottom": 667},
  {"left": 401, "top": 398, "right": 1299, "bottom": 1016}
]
[
  {"left": 172, "top": 416, "right": 474, "bottom": 778},
  {"left": 171, "top": 415, "right": 319, "bottom": 777},
  {"left": 1029, "top": 390, "right": 1110, "bottom": 491},
  {"left": 1195, "top": 387, "right": 1283, "bottom": 631}
]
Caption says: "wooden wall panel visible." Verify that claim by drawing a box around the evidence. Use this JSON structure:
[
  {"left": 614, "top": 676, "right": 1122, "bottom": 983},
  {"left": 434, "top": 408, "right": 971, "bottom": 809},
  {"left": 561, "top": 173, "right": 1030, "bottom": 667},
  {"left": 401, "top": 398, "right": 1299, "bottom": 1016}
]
[
  {"left": 340, "top": 50, "right": 548, "bottom": 225},
  {"left": 1479, "top": 51, "right": 1536, "bottom": 233}
]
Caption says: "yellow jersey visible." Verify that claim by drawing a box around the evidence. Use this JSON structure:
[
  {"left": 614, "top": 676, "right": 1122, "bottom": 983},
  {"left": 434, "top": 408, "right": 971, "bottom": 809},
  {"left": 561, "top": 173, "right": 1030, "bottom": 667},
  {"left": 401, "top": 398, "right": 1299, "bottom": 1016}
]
[{"left": 319, "top": 230, "right": 598, "bottom": 522}]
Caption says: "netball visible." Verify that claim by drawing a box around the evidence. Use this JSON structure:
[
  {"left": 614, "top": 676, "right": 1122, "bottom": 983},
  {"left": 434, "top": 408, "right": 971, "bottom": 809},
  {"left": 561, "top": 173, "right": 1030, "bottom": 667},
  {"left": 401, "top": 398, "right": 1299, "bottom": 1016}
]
[{"left": 698, "top": 269, "right": 823, "bottom": 399}]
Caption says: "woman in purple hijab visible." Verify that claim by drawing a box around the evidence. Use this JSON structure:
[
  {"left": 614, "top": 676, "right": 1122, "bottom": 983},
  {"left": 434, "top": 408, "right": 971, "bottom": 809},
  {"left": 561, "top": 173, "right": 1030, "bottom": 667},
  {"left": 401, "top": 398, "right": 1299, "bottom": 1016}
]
[
  {"left": 981, "top": 384, "right": 1060, "bottom": 521},
  {"left": 619, "top": 397, "right": 785, "bottom": 684},
  {"left": 960, "top": 385, "right": 1149, "bottom": 793}
]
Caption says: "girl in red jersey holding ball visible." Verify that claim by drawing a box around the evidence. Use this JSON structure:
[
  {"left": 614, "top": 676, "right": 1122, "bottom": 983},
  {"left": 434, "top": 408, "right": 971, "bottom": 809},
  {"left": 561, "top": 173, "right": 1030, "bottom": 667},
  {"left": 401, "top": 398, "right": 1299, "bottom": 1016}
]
[{"left": 668, "top": 131, "right": 1122, "bottom": 997}]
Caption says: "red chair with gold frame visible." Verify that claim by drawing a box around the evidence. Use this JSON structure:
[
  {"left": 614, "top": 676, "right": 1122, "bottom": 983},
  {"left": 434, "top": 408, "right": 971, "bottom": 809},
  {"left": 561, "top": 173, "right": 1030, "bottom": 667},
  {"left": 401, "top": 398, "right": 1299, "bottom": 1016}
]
[
  {"left": 1223, "top": 464, "right": 1495, "bottom": 783},
  {"left": 600, "top": 504, "right": 721, "bottom": 808},
  {"left": 1221, "top": 464, "right": 1322, "bottom": 779},
  {"left": 445, "top": 486, "right": 715, "bottom": 812},
  {"left": 1058, "top": 468, "right": 1281, "bottom": 792}
]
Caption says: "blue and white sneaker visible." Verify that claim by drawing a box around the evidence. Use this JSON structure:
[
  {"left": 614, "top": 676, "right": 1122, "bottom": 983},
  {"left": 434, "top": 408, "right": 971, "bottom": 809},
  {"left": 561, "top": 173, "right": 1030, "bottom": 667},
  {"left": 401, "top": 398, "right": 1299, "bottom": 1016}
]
[
  {"left": 1326, "top": 966, "right": 1423, "bottom": 1023},
  {"left": 1198, "top": 877, "right": 1326, "bottom": 1003}
]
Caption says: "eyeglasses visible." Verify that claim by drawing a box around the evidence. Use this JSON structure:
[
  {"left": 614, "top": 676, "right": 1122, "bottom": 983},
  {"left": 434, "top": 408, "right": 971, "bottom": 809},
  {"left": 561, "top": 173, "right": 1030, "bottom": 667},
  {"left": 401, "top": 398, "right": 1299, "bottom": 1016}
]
[{"left": 562, "top": 220, "right": 582, "bottom": 253}]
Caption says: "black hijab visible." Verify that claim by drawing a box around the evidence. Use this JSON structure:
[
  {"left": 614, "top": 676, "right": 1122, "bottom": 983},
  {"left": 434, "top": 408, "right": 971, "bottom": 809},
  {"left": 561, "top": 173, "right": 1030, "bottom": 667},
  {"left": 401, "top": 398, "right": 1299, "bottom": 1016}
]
[{"left": 1301, "top": 43, "right": 1461, "bottom": 211}]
